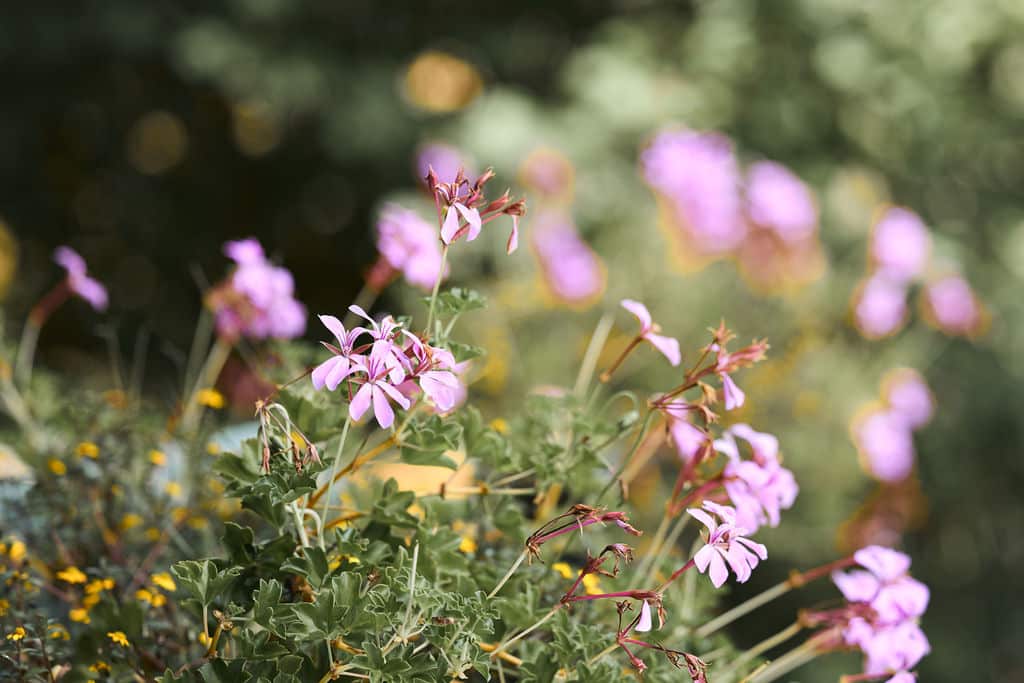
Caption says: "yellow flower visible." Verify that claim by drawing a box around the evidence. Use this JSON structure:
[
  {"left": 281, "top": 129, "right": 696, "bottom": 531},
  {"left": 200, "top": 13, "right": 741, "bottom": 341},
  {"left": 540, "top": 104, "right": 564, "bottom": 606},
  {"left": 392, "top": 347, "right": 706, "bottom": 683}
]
[
  {"left": 120, "top": 513, "right": 143, "bottom": 531},
  {"left": 164, "top": 482, "right": 182, "bottom": 498},
  {"left": 7, "top": 540, "right": 26, "bottom": 562},
  {"left": 135, "top": 587, "right": 167, "bottom": 607},
  {"left": 582, "top": 573, "right": 602, "bottom": 595},
  {"left": 0, "top": 598, "right": 8, "bottom": 616},
  {"left": 205, "top": 441, "right": 221, "bottom": 456},
  {"left": 197, "top": 388, "right": 225, "bottom": 409},
  {"left": 148, "top": 449, "right": 166, "bottom": 466},
  {"left": 6, "top": 626, "right": 25, "bottom": 641},
  {"left": 48, "top": 624, "right": 70, "bottom": 640},
  {"left": 56, "top": 566, "right": 88, "bottom": 584},
  {"left": 489, "top": 417, "right": 509, "bottom": 434},
  {"left": 47, "top": 459, "right": 67, "bottom": 476},
  {"left": 85, "top": 578, "right": 115, "bottom": 594},
  {"left": 88, "top": 661, "right": 110, "bottom": 673},
  {"left": 197, "top": 631, "right": 212, "bottom": 646},
  {"left": 171, "top": 506, "right": 189, "bottom": 524},
  {"left": 75, "top": 442, "right": 100, "bottom": 459},
  {"left": 551, "top": 562, "right": 574, "bottom": 580},
  {"left": 458, "top": 536, "right": 478, "bottom": 554},
  {"left": 82, "top": 593, "right": 101, "bottom": 608},
  {"left": 107, "top": 631, "right": 130, "bottom": 647},
  {"left": 144, "top": 527, "right": 162, "bottom": 542},
  {"left": 151, "top": 572, "right": 176, "bottom": 592},
  {"left": 187, "top": 516, "right": 208, "bottom": 530},
  {"left": 69, "top": 608, "right": 91, "bottom": 624}
]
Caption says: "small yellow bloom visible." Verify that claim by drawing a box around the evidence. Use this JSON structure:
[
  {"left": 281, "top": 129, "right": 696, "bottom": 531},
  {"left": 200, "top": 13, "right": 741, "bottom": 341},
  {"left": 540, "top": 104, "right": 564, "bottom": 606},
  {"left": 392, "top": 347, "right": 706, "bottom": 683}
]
[
  {"left": 110, "top": 484, "right": 123, "bottom": 497},
  {"left": 197, "top": 631, "right": 212, "bottom": 646},
  {"left": 187, "top": 516, "right": 209, "bottom": 530},
  {"left": 0, "top": 598, "right": 8, "bottom": 616},
  {"left": 82, "top": 593, "right": 101, "bottom": 608},
  {"left": 107, "top": 631, "right": 130, "bottom": 647},
  {"left": 89, "top": 661, "right": 110, "bottom": 673},
  {"left": 164, "top": 481, "right": 183, "bottom": 498},
  {"left": 135, "top": 587, "right": 167, "bottom": 607},
  {"left": 7, "top": 540, "right": 25, "bottom": 562},
  {"left": 458, "top": 536, "right": 478, "bottom": 554},
  {"left": 69, "top": 607, "right": 91, "bottom": 624},
  {"left": 48, "top": 624, "right": 70, "bottom": 640},
  {"left": 75, "top": 442, "right": 100, "bottom": 459},
  {"left": 120, "top": 513, "right": 143, "bottom": 531},
  {"left": 148, "top": 449, "right": 167, "bottom": 466},
  {"left": 582, "top": 573, "right": 602, "bottom": 595},
  {"left": 205, "top": 441, "right": 221, "bottom": 456},
  {"left": 56, "top": 566, "right": 88, "bottom": 584},
  {"left": 144, "top": 527, "right": 161, "bottom": 542},
  {"left": 489, "top": 417, "right": 509, "bottom": 434},
  {"left": 5, "top": 626, "right": 25, "bottom": 641},
  {"left": 85, "top": 578, "right": 115, "bottom": 594},
  {"left": 171, "top": 506, "right": 189, "bottom": 524},
  {"left": 551, "top": 562, "right": 574, "bottom": 580},
  {"left": 47, "top": 459, "right": 67, "bottom": 476},
  {"left": 151, "top": 572, "right": 176, "bottom": 592},
  {"left": 197, "top": 388, "right": 225, "bottom": 409}
]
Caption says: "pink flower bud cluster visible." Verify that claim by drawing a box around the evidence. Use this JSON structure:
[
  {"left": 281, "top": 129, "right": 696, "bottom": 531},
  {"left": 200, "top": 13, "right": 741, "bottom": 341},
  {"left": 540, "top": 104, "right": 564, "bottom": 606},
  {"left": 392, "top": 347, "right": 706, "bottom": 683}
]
[
  {"left": 830, "top": 545, "right": 931, "bottom": 677},
  {"left": 207, "top": 238, "right": 306, "bottom": 342},
  {"left": 851, "top": 207, "right": 986, "bottom": 339},
  {"left": 310, "top": 306, "right": 462, "bottom": 428},
  {"left": 640, "top": 129, "right": 823, "bottom": 291},
  {"left": 851, "top": 369, "right": 934, "bottom": 483}
]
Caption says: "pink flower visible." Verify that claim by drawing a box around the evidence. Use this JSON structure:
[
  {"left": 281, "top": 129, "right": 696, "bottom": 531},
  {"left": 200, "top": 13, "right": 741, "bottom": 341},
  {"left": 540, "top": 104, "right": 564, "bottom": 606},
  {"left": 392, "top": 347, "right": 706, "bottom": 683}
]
[
  {"left": 441, "top": 202, "right": 483, "bottom": 245},
  {"left": 407, "top": 342, "right": 462, "bottom": 412},
  {"left": 620, "top": 300, "right": 681, "bottom": 366},
  {"left": 530, "top": 211, "right": 604, "bottom": 306},
  {"left": 311, "top": 315, "right": 366, "bottom": 391},
  {"left": 870, "top": 208, "right": 931, "bottom": 283},
  {"left": 716, "top": 425, "right": 797, "bottom": 532},
  {"left": 885, "top": 673, "right": 916, "bottom": 683},
  {"left": 428, "top": 167, "right": 524, "bottom": 255},
  {"left": 924, "top": 275, "right": 982, "bottom": 336},
  {"left": 641, "top": 130, "right": 745, "bottom": 254},
  {"left": 852, "top": 408, "right": 916, "bottom": 483},
  {"left": 688, "top": 501, "right": 767, "bottom": 588},
  {"left": 53, "top": 246, "right": 108, "bottom": 311},
  {"left": 882, "top": 369, "right": 934, "bottom": 430},
  {"left": 833, "top": 545, "right": 930, "bottom": 625},
  {"left": 376, "top": 204, "right": 447, "bottom": 290},
  {"left": 635, "top": 600, "right": 653, "bottom": 633},
  {"left": 416, "top": 143, "right": 471, "bottom": 185},
  {"left": 348, "top": 340, "right": 412, "bottom": 429},
  {"left": 744, "top": 161, "right": 817, "bottom": 244},
  {"left": 853, "top": 274, "right": 908, "bottom": 339},
  {"left": 861, "top": 621, "right": 930, "bottom": 676},
  {"left": 719, "top": 373, "right": 745, "bottom": 410},
  {"left": 659, "top": 403, "right": 707, "bottom": 465}
]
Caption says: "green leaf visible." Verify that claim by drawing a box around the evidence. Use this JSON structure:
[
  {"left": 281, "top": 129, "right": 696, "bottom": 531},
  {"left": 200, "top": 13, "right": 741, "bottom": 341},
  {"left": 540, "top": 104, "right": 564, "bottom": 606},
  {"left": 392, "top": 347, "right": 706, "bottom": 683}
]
[
  {"left": 399, "top": 415, "right": 462, "bottom": 469},
  {"left": 171, "top": 560, "right": 242, "bottom": 608},
  {"left": 425, "top": 288, "right": 486, "bottom": 317},
  {"left": 446, "top": 341, "right": 486, "bottom": 362},
  {"left": 222, "top": 522, "right": 256, "bottom": 565}
]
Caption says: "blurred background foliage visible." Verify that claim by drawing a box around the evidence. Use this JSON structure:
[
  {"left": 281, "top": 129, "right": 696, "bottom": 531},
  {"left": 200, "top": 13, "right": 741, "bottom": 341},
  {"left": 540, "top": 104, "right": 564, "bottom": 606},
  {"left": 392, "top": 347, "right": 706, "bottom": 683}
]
[{"left": 2, "top": 0, "right": 1023, "bottom": 680}]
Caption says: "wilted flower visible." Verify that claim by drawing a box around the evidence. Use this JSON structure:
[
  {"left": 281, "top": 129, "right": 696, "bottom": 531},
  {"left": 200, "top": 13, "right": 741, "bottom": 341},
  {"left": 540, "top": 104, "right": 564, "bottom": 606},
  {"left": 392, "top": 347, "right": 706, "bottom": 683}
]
[
  {"left": 373, "top": 204, "right": 447, "bottom": 291},
  {"left": 870, "top": 208, "right": 931, "bottom": 284},
  {"left": 620, "top": 299, "right": 681, "bottom": 366},
  {"left": 688, "top": 501, "right": 767, "bottom": 588},
  {"left": 53, "top": 246, "right": 108, "bottom": 311}
]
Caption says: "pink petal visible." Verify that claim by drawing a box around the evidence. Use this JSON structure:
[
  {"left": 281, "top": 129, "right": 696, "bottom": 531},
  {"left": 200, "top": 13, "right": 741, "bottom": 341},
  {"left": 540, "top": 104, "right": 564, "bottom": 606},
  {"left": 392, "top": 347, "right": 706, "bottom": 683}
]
[
  {"left": 635, "top": 601, "right": 653, "bottom": 632},
  {"left": 707, "top": 551, "right": 729, "bottom": 588},
  {"left": 455, "top": 204, "right": 482, "bottom": 241},
  {"left": 693, "top": 544, "right": 714, "bottom": 573},
  {"left": 686, "top": 507, "right": 717, "bottom": 534},
  {"left": 440, "top": 206, "right": 460, "bottom": 244},
  {"left": 506, "top": 215, "right": 519, "bottom": 254},
  {"left": 371, "top": 385, "right": 395, "bottom": 429},
  {"left": 348, "top": 383, "right": 373, "bottom": 421},
  {"left": 378, "top": 379, "right": 412, "bottom": 410},
  {"left": 854, "top": 545, "right": 911, "bottom": 581},
  {"left": 620, "top": 299, "right": 652, "bottom": 332},
  {"left": 71, "top": 276, "right": 109, "bottom": 311},
  {"left": 721, "top": 373, "right": 745, "bottom": 410},
  {"left": 53, "top": 246, "right": 87, "bottom": 276},
  {"left": 312, "top": 356, "right": 349, "bottom": 391},
  {"left": 644, "top": 332, "right": 681, "bottom": 366},
  {"left": 319, "top": 315, "right": 347, "bottom": 344}
]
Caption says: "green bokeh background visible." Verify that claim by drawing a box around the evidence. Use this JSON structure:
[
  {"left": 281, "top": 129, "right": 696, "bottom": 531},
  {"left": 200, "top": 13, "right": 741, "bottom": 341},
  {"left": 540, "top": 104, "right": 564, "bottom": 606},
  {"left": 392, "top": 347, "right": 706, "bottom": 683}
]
[{"left": 3, "top": 1, "right": 1023, "bottom": 680}]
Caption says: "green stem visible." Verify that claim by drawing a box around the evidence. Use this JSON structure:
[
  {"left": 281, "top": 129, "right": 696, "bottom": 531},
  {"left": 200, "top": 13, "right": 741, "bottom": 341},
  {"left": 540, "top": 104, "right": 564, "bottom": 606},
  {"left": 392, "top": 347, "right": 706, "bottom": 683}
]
[
  {"left": 487, "top": 550, "right": 527, "bottom": 599},
  {"left": 695, "top": 581, "right": 792, "bottom": 639},
  {"left": 743, "top": 637, "right": 823, "bottom": 683},
  {"left": 574, "top": 313, "right": 614, "bottom": 399},
  {"left": 180, "top": 337, "right": 232, "bottom": 433},
  {"left": 490, "top": 606, "right": 560, "bottom": 658},
  {"left": 320, "top": 415, "right": 353, "bottom": 529},
  {"left": 424, "top": 245, "right": 449, "bottom": 336},
  {"left": 596, "top": 409, "right": 655, "bottom": 503},
  {"left": 723, "top": 622, "right": 803, "bottom": 679}
]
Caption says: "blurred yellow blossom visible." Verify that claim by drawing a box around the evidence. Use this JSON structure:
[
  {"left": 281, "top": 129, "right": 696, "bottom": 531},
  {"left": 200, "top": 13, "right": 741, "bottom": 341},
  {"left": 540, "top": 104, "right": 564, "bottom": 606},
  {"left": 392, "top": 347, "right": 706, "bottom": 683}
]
[
  {"left": 582, "top": 573, "right": 602, "bottom": 595},
  {"left": 69, "top": 608, "right": 91, "bottom": 623},
  {"left": 135, "top": 587, "right": 167, "bottom": 607},
  {"left": 85, "top": 578, "right": 114, "bottom": 594},
  {"left": 120, "top": 513, "right": 143, "bottom": 530},
  {"left": 459, "top": 536, "right": 478, "bottom": 554},
  {"left": 5, "top": 540, "right": 26, "bottom": 562},
  {"left": 89, "top": 661, "right": 110, "bottom": 673},
  {"left": 165, "top": 482, "right": 182, "bottom": 498},
  {"left": 551, "top": 562, "right": 574, "bottom": 580},
  {"left": 489, "top": 418, "right": 509, "bottom": 434},
  {"left": 47, "top": 459, "right": 66, "bottom": 476},
  {"left": 206, "top": 441, "right": 221, "bottom": 456},
  {"left": 56, "top": 566, "right": 87, "bottom": 584},
  {"left": 149, "top": 449, "right": 166, "bottom": 466},
  {"left": 197, "top": 388, "right": 224, "bottom": 409},
  {"left": 151, "top": 572, "right": 176, "bottom": 592},
  {"left": 145, "top": 527, "right": 161, "bottom": 542},
  {"left": 6, "top": 626, "right": 25, "bottom": 641},
  {"left": 0, "top": 598, "right": 8, "bottom": 616},
  {"left": 75, "top": 442, "right": 99, "bottom": 458},
  {"left": 107, "top": 631, "right": 129, "bottom": 647},
  {"left": 49, "top": 624, "right": 70, "bottom": 640}
]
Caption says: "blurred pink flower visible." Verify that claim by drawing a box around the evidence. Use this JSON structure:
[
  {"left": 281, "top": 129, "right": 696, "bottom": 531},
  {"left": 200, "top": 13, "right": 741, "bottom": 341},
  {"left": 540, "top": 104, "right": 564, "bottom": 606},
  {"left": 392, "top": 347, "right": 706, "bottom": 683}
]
[
  {"left": 744, "top": 161, "right": 817, "bottom": 244},
  {"left": 852, "top": 408, "right": 916, "bottom": 483},
  {"left": 870, "top": 208, "right": 930, "bottom": 283},
  {"left": 376, "top": 204, "right": 447, "bottom": 290},
  {"left": 53, "top": 246, "right": 108, "bottom": 311},
  {"left": 641, "top": 130, "right": 745, "bottom": 254},
  {"left": 853, "top": 274, "right": 908, "bottom": 339},
  {"left": 716, "top": 424, "right": 797, "bottom": 532},
  {"left": 621, "top": 299, "right": 681, "bottom": 366},
  {"left": 530, "top": 211, "right": 604, "bottom": 306},
  {"left": 924, "top": 275, "right": 982, "bottom": 336},
  {"left": 416, "top": 142, "right": 470, "bottom": 184},
  {"left": 688, "top": 501, "right": 767, "bottom": 588},
  {"left": 882, "top": 369, "right": 934, "bottom": 430}
]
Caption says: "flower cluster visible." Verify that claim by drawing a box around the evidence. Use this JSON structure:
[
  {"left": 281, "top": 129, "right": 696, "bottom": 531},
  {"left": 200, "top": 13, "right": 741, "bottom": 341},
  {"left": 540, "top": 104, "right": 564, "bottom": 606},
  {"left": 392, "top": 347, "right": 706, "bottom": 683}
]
[
  {"left": 688, "top": 501, "right": 767, "bottom": 587},
  {"left": 830, "top": 545, "right": 931, "bottom": 677},
  {"left": 206, "top": 238, "right": 306, "bottom": 341},
  {"left": 368, "top": 204, "right": 448, "bottom": 291},
  {"left": 429, "top": 167, "right": 525, "bottom": 254},
  {"left": 851, "top": 368, "right": 934, "bottom": 483},
  {"left": 311, "top": 306, "right": 462, "bottom": 428},
  {"left": 851, "top": 207, "right": 986, "bottom": 338},
  {"left": 716, "top": 424, "right": 798, "bottom": 533},
  {"left": 641, "top": 129, "right": 823, "bottom": 291}
]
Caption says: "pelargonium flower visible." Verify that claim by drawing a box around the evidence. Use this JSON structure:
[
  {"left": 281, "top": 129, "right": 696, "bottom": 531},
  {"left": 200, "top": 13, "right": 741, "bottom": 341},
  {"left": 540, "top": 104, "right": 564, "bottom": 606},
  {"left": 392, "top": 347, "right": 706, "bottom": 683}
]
[
  {"left": 881, "top": 368, "right": 934, "bottom": 430},
  {"left": 659, "top": 401, "right": 708, "bottom": 465},
  {"left": 744, "top": 161, "right": 817, "bottom": 244},
  {"left": 635, "top": 600, "right": 654, "bottom": 633},
  {"left": 429, "top": 167, "right": 524, "bottom": 254},
  {"left": 851, "top": 407, "right": 916, "bottom": 483},
  {"left": 852, "top": 274, "right": 908, "bottom": 339},
  {"left": 530, "top": 211, "right": 604, "bottom": 306},
  {"left": 210, "top": 238, "right": 307, "bottom": 341},
  {"left": 374, "top": 204, "right": 447, "bottom": 291},
  {"left": 416, "top": 142, "right": 471, "bottom": 185},
  {"left": 923, "top": 275, "right": 984, "bottom": 336},
  {"left": 687, "top": 501, "right": 767, "bottom": 588},
  {"left": 620, "top": 299, "right": 681, "bottom": 366},
  {"left": 405, "top": 340, "right": 462, "bottom": 412},
  {"left": 870, "top": 208, "right": 931, "bottom": 284},
  {"left": 311, "top": 315, "right": 366, "bottom": 391},
  {"left": 885, "top": 672, "right": 916, "bottom": 683},
  {"left": 519, "top": 147, "right": 574, "bottom": 200},
  {"left": 349, "top": 340, "right": 412, "bottom": 429},
  {"left": 715, "top": 424, "right": 797, "bottom": 532},
  {"left": 641, "top": 130, "right": 745, "bottom": 254},
  {"left": 856, "top": 620, "right": 931, "bottom": 676},
  {"left": 53, "top": 246, "right": 108, "bottom": 311}
]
